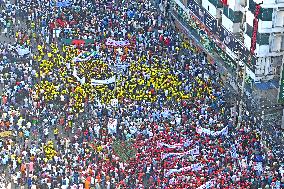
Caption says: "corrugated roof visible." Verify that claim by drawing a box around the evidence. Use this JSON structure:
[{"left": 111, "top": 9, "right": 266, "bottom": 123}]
[{"left": 255, "top": 80, "right": 279, "bottom": 90}]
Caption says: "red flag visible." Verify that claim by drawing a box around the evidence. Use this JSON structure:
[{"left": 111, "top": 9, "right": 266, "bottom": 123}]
[{"left": 72, "top": 40, "right": 85, "bottom": 46}]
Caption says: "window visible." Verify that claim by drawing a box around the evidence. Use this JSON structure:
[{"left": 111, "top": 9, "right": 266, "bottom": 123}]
[
  {"left": 223, "top": 6, "right": 229, "bottom": 17},
  {"left": 233, "top": 11, "right": 243, "bottom": 23},
  {"left": 208, "top": 5, "right": 209, "bottom": 11},
  {"left": 281, "top": 36, "right": 284, "bottom": 51},
  {"left": 246, "top": 23, "right": 253, "bottom": 37},
  {"left": 248, "top": 0, "right": 256, "bottom": 12},
  {"left": 258, "top": 33, "right": 270, "bottom": 46},
  {"left": 223, "top": 6, "right": 243, "bottom": 23},
  {"left": 208, "top": 0, "right": 223, "bottom": 8},
  {"left": 248, "top": 0, "right": 273, "bottom": 21},
  {"left": 259, "top": 8, "right": 273, "bottom": 21}
]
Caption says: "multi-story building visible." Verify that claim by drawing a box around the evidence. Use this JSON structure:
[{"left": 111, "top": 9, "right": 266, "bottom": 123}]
[{"left": 171, "top": 0, "right": 284, "bottom": 82}]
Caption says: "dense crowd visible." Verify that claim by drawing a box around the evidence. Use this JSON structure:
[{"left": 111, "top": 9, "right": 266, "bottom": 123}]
[{"left": 0, "top": 0, "right": 283, "bottom": 188}]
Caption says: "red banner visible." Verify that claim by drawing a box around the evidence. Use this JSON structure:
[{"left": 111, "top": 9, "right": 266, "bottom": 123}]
[
  {"left": 250, "top": 4, "right": 261, "bottom": 55},
  {"left": 221, "top": 0, "right": 228, "bottom": 6}
]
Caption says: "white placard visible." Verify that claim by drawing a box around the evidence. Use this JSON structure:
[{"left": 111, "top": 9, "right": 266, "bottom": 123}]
[{"left": 111, "top": 99, "right": 118, "bottom": 107}]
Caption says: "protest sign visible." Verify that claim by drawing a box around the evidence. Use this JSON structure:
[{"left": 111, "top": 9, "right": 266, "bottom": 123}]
[{"left": 105, "top": 38, "right": 130, "bottom": 47}]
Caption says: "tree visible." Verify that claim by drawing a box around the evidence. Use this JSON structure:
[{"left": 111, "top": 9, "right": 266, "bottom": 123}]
[{"left": 112, "top": 139, "right": 137, "bottom": 162}]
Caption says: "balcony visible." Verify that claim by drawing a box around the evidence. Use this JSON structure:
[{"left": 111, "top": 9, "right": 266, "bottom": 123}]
[
  {"left": 260, "top": 26, "right": 284, "bottom": 33},
  {"left": 260, "top": 3, "right": 284, "bottom": 9}
]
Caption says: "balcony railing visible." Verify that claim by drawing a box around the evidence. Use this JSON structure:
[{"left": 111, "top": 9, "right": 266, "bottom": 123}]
[{"left": 171, "top": 9, "right": 237, "bottom": 69}]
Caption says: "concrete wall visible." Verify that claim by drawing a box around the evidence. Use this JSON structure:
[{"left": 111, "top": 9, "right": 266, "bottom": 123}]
[{"left": 222, "top": 14, "right": 241, "bottom": 33}]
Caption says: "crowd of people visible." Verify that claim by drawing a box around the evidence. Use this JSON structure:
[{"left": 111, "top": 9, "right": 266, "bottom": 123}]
[{"left": 0, "top": 0, "right": 283, "bottom": 188}]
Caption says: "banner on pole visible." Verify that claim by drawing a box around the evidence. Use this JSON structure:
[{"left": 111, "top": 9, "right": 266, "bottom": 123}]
[{"left": 72, "top": 51, "right": 99, "bottom": 62}]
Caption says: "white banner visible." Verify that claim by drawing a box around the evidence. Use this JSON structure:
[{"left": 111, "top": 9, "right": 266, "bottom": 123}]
[
  {"left": 161, "top": 146, "right": 199, "bottom": 160},
  {"left": 91, "top": 76, "right": 116, "bottom": 86},
  {"left": 157, "top": 140, "right": 192, "bottom": 149},
  {"left": 107, "top": 118, "right": 117, "bottom": 134},
  {"left": 105, "top": 38, "right": 130, "bottom": 47},
  {"left": 196, "top": 126, "right": 228, "bottom": 136},
  {"left": 165, "top": 163, "right": 204, "bottom": 177},
  {"left": 157, "top": 142, "right": 184, "bottom": 149},
  {"left": 17, "top": 46, "right": 30, "bottom": 56},
  {"left": 161, "top": 152, "right": 184, "bottom": 160}
]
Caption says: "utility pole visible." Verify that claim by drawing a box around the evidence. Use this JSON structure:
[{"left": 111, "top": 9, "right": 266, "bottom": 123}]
[
  {"left": 236, "top": 8, "right": 247, "bottom": 125},
  {"left": 281, "top": 109, "right": 284, "bottom": 129},
  {"left": 233, "top": 50, "right": 240, "bottom": 124},
  {"left": 239, "top": 63, "right": 246, "bottom": 121},
  {"left": 281, "top": 56, "right": 284, "bottom": 129}
]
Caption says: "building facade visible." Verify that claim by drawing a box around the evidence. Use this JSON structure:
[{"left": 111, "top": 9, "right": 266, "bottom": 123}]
[{"left": 170, "top": 0, "right": 284, "bottom": 83}]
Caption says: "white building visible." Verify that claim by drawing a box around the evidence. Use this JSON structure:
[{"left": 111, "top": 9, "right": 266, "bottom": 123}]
[{"left": 171, "top": 0, "right": 284, "bottom": 82}]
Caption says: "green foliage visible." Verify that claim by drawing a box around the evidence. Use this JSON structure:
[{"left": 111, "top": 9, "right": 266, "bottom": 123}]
[{"left": 112, "top": 139, "right": 137, "bottom": 162}]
